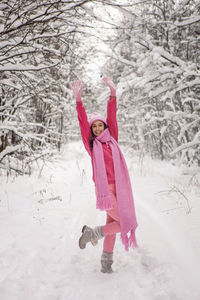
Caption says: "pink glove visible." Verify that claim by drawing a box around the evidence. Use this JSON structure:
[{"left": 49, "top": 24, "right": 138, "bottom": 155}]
[
  {"left": 103, "top": 77, "right": 116, "bottom": 97},
  {"left": 70, "top": 80, "right": 83, "bottom": 102}
]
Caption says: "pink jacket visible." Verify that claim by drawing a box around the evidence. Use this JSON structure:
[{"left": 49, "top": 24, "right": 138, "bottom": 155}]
[{"left": 76, "top": 96, "right": 118, "bottom": 184}]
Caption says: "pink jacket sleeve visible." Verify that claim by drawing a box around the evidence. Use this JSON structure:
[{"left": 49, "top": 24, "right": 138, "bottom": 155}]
[
  {"left": 106, "top": 96, "right": 118, "bottom": 142},
  {"left": 76, "top": 101, "right": 92, "bottom": 156}
]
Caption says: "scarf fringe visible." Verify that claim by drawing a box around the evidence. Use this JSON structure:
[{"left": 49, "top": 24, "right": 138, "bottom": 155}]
[
  {"left": 121, "top": 229, "right": 138, "bottom": 251},
  {"left": 96, "top": 195, "right": 113, "bottom": 211}
]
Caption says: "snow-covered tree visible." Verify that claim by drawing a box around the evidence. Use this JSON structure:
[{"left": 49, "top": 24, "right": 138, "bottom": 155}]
[
  {"left": 0, "top": 0, "right": 92, "bottom": 174},
  {"left": 102, "top": 0, "right": 200, "bottom": 166}
]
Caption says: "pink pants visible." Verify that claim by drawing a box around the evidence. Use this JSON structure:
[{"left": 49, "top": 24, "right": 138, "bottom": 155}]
[{"left": 102, "top": 184, "right": 121, "bottom": 253}]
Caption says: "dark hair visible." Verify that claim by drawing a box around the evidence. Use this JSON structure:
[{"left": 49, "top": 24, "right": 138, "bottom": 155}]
[{"left": 89, "top": 122, "right": 108, "bottom": 149}]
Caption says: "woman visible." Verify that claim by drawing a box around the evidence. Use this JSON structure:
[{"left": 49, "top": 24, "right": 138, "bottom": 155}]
[{"left": 70, "top": 77, "right": 138, "bottom": 273}]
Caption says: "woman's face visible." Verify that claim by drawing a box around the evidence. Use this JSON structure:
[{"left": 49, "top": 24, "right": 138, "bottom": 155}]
[{"left": 92, "top": 120, "right": 105, "bottom": 137}]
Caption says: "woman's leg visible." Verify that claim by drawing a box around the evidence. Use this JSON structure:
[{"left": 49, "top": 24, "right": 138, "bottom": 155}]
[
  {"left": 106, "top": 183, "right": 120, "bottom": 222},
  {"left": 103, "top": 184, "right": 121, "bottom": 253},
  {"left": 101, "top": 210, "right": 121, "bottom": 273},
  {"left": 103, "top": 214, "right": 118, "bottom": 253},
  {"left": 79, "top": 184, "right": 120, "bottom": 251}
]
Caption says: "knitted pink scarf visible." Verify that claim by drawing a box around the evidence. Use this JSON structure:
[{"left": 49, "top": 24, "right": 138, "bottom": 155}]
[{"left": 93, "top": 128, "right": 138, "bottom": 251}]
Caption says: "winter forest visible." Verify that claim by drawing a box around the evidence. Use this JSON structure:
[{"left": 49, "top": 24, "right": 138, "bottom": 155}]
[
  {"left": 0, "top": 1, "right": 200, "bottom": 300},
  {"left": 0, "top": 0, "right": 200, "bottom": 172}
]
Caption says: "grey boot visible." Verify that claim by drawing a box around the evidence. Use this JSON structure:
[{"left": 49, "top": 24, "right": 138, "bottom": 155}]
[
  {"left": 79, "top": 225, "right": 104, "bottom": 249},
  {"left": 101, "top": 251, "right": 114, "bottom": 273}
]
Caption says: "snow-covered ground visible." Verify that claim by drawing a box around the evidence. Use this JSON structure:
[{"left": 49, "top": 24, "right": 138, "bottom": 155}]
[{"left": 0, "top": 142, "right": 200, "bottom": 300}]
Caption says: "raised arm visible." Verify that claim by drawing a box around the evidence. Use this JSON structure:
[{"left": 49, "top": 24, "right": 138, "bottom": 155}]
[
  {"left": 103, "top": 77, "right": 118, "bottom": 142},
  {"left": 70, "top": 80, "right": 91, "bottom": 156}
]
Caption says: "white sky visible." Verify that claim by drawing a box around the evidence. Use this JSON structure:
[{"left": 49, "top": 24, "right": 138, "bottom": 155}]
[{"left": 82, "top": 3, "right": 123, "bottom": 85}]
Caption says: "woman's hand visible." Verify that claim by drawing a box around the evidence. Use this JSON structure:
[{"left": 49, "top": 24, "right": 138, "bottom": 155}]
[
  {"left": 102, "top": 77, "right": 116, "bottom": 97},
  {"left": 70, "top": 80, "right": 83, "bottom": 102}
]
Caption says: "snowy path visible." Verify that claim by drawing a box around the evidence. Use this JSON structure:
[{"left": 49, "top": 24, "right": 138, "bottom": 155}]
[{"left": 0, "top": 142, "right": 200, "bottom": 300}]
